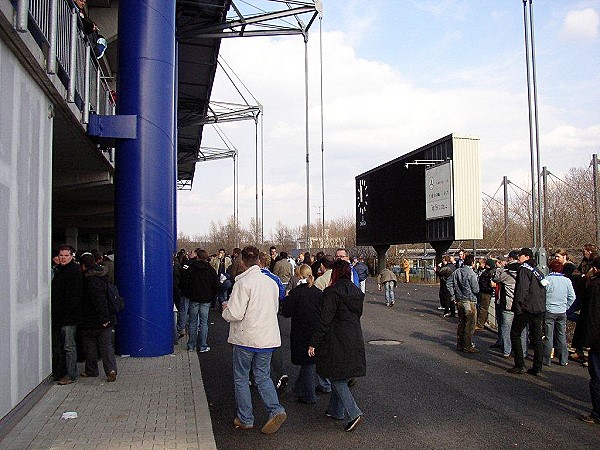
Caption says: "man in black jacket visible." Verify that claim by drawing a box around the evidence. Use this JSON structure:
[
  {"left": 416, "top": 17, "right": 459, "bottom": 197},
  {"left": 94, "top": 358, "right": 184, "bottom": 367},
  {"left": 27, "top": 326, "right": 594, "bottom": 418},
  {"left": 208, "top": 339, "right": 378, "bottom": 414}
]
[
  {"left": 79, "top": 253, "right": 117, "bottom": 382},
  {"left": 580, "top": 257, "right": 600, "bottom": 424},
  {"left": 476, "top": 259, "right": 496, "bottom": 330},
  {"left": 508, "top": 248, "right": 548, "bottom": 376},
  {"left": 181, "top": 249, "right": 219, "bottom": 352},
  {"left": 51, "top": 245, "right": 82, "bottom": 385}
]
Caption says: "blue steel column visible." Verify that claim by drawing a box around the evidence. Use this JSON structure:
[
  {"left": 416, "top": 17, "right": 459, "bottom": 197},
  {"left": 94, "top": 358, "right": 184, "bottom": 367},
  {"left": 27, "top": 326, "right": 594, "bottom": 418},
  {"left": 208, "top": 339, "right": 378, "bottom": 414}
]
[{"left": 115, "top": 0, "right": 176, "bottom": 356}]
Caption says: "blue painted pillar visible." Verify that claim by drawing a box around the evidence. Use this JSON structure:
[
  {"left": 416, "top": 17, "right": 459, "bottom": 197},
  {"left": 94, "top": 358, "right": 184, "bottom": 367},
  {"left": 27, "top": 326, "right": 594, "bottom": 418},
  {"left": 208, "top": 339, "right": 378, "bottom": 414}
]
[{"left": 115, "top": 0, "right": 176, "bottom": 356}]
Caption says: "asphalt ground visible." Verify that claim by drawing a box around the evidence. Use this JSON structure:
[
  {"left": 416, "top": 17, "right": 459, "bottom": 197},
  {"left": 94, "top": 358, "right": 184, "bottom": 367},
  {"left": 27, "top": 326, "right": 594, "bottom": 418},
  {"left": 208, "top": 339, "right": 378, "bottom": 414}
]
[{"left": 198, "top": 278, "right": 600, "bottom": 450}]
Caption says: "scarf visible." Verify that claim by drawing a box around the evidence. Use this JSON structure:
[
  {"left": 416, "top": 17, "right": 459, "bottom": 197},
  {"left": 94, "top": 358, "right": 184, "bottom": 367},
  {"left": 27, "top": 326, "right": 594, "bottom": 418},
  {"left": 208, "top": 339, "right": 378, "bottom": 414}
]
[{"left": 522, "top": 262, "right": 549, "bottom": 287}]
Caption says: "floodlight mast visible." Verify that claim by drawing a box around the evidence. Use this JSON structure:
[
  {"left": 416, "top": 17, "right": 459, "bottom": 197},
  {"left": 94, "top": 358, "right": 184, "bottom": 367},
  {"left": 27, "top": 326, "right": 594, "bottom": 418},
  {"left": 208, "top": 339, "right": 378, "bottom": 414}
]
[{"left": 522, "top": 0, "right": 546, "bottom": 272}]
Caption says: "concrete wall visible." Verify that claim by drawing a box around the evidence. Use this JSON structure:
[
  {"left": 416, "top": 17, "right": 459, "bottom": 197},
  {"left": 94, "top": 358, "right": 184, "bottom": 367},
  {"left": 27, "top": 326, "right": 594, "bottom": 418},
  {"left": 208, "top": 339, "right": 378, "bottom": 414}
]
[{"left": 0, "top": 36, "right": 53, "bottom": 420}]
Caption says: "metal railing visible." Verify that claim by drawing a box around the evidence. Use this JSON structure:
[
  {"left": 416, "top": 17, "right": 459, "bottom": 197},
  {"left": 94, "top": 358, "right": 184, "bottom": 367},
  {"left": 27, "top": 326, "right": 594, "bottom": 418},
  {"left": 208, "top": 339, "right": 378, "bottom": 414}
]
[{"left": 16, "top": 0, "right": 116, "bottom": 124}]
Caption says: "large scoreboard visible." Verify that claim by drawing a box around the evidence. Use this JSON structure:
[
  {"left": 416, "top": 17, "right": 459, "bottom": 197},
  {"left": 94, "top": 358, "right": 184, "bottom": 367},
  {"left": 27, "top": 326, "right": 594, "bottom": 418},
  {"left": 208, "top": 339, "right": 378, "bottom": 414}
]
[{"left": 356, "top": 134, "right": 482, "bottom": 247}]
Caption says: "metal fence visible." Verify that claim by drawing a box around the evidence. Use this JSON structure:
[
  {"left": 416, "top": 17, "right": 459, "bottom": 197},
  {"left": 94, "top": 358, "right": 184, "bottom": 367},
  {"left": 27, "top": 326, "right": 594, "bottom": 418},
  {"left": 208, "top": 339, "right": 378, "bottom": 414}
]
[{"left": 18, "top": 0, "right": 115, "bottom": 123}]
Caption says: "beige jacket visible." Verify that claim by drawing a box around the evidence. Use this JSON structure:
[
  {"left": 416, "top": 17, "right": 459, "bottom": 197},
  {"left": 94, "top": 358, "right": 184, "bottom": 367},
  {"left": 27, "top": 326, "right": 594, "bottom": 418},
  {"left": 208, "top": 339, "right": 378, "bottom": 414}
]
[
  {"left": 222, "top": 265, "right": 281, "bottom": 348},
  {"left": 314, "top": 269, "right": 332, "bottom": 291},
  {"left": 273, "top": 258, "right": 293, "bottom": 283},
  {"left": 378, "top": 268, "right": 397, "bottom": 285}
]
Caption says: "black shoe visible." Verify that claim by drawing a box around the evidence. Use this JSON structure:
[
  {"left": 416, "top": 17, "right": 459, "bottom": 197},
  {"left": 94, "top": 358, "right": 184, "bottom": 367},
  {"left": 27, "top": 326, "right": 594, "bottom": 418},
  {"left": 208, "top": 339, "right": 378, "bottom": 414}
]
[
  {"left": 347, "top": 378, "right": 357, "bottom": 388},
  {"left": 507, "top": 366, "right": 526, "bottom": 374},
  {"left": 276, "top": 375, "right": 289, "bottom": 392},
  {"left": 527, "top": 368, "right": 542, "bottom": 377},
  {"left": 345, "top": 415, "right": 363, "bottom": 432}
]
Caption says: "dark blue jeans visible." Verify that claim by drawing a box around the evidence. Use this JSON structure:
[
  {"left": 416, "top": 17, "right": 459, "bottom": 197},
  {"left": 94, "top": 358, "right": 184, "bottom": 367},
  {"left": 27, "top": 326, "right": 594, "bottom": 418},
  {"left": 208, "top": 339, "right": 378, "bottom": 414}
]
[
  {"left": 51, "top": 324, "right": 77, "bottom": 381},
  {"left": 232, "top": 346, "right": 285, "bottom": 426},
  {"left": 327, "top": 379, "right": 362, "bottom": 421},
  {"left": 543, "top": 312, "right": 568, "bottom": 365},
  {"left": 294, "top": 364, "right": 316, "bottom": 403}
]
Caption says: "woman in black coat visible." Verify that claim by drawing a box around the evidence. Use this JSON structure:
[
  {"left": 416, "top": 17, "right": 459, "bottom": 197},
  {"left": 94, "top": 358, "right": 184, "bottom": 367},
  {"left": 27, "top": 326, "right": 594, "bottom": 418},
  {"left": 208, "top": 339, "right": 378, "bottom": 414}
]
[
  {"left": 282, "top": 264, "right": 323, "bottom": 404},
  {"left": 309, "top": 260, "right": 365, "bottom": 432}
]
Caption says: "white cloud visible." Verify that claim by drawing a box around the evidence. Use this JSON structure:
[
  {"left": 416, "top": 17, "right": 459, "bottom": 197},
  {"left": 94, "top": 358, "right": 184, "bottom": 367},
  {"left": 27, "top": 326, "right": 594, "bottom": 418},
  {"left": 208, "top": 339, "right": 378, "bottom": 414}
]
[
  {"left": 560, "top": 8, "right": 600, "bottom": 40},
  {"left": 176, "top": 27, "right": 600, "bottom": 239},
  {"left": 411, "top": 0, "right": 469, "bottom": 20}
]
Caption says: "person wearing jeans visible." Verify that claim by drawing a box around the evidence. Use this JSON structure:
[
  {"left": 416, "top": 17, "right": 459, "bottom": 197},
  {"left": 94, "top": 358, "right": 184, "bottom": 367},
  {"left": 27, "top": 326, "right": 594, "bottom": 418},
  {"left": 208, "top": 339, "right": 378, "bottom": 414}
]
[
  {"left": 377, "top": 266, "right": 397, "bottom": 307},
  {"left": 176, "top": 295, "right": 189, "bottom": 338},
  {"left": 51, "top": 245, "right": 82, "bottom": 385},
  {"left": 501, "top": 309, "right": 527, "bottom": 358},
  {"left": 508, "top": 248, "right": 548, "bottom": 376},
  {"left": 232, "top": 346, "right": 285, "bottom": 427},
  {"left": 543, "top": 259, "right": 576, "bottom": 366},
  {"left": 222, "top": 246, "right": 287, "bottom": 434},
  {"left": 493, "top": 251, "right": 525, "bottom": 358},
  {"left": 52, "top": 324, "right": 78, "bottom": 383},
  {"left": 309, "top": 260, "right": 366, "bottom": 432},
  {"left": 180, "top": 249, "right": 219, "bottom": 353},
  {"left": 281, "top": 264, "right": 323, "bottom": 404},
  {"left": 447, "top": 254, "right": 480, "bottom": 353},
  {"left": 188, "top": 301, "right": 210, "bottom": 351}
]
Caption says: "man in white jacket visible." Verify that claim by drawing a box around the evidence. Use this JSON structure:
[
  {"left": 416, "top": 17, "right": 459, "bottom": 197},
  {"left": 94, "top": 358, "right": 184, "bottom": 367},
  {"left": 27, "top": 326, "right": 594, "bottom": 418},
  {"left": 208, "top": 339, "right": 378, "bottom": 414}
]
[{"left": 222, "top": 246, "right": 287, "bottom": 434}]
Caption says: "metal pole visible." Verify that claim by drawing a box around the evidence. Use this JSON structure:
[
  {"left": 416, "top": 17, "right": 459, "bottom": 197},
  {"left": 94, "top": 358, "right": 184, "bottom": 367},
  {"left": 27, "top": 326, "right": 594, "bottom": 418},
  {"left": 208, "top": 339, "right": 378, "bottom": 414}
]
[
  {"left": 304, "top": 34, "right": 310, "bottom": 251},
  {"left": 67, "top": 8, "right": 77, "bottom": 103},
  {"left": 16, "top": 0, "right": 29, "bottom": 32},
  {"left": 522, "top": 0, "right": 537, "bottom": 249},
  {"left": 503, "top": 176, "right": 509, "bottom": 251},
  {"left": 594, "top": 154, "right": 600, "bottom": 247},
  {"left": 96, "top": 63, "right": 101, "bottom": 112},
  {"left": 319, "top": 14, "right": 325, "bottom": 246},
  {"left": 260, "top": 106, "right": 264, "bottom": 244},
  {"left": 529, "top": 0, "right": 544, "bottom": 249},
  {"left": 234, "top": 151, "right": 239, "bottom": 247},
  {"left": 255, "top": 116, "right": 259, "bottom": 244},
  {"left": 233, "top": 151, "right": 237, "bottom": 245},
  {"left": 47, "top": 0, "right": 58, "bottom": 74},
  {"left": 542, "top": 166, "right": 548, "bottom": 245},
  {"left": 528, "top": 0, "right": 547, "bottom": 272},
  {"left": 83, "top": 44, "right": 90, "bottom": 123}
]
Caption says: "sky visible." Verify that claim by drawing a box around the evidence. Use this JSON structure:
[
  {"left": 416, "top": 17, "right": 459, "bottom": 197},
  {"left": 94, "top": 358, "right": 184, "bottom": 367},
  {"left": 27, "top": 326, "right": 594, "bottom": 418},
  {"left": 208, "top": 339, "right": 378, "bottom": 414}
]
[{"left": 176, "top": 0, "right": 600, "bottom": 240}]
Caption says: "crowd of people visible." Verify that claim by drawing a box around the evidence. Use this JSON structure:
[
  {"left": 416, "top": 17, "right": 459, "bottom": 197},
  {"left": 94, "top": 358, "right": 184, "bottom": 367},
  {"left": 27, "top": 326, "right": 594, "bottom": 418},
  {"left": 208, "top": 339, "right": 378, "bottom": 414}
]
[
  {"left": 50, "top": 240, "right": 600, "bottom": 433},
  {"left": 51, "top": 245, "right": 118, "bottom": 386},
  {"left": 173, "top": 246, "right": 367, "bottom": 434},
  {"left": 439, "top": 244, "right": 600, "bottom": 425}
]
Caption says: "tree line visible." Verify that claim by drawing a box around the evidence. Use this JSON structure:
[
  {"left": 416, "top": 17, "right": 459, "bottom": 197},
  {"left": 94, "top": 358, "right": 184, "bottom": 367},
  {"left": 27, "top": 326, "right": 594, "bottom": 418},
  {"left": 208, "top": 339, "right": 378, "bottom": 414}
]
[{"left": 178, "top": 164, "right": 598, "bottom": 264}]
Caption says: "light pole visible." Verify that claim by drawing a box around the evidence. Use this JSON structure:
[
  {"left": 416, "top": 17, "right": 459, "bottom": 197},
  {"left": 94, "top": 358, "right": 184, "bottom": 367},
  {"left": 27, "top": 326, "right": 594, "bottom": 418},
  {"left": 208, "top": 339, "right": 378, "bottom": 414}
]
[{"left": 522, "top": 0, "right": 547, "bottom": 272}]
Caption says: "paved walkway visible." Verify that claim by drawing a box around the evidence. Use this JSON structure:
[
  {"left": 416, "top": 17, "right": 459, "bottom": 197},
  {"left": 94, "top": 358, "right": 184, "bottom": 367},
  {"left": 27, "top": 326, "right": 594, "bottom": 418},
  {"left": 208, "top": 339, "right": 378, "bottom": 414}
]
[{"left": 0, "top": 346, "right": 216, "bottom": 450}]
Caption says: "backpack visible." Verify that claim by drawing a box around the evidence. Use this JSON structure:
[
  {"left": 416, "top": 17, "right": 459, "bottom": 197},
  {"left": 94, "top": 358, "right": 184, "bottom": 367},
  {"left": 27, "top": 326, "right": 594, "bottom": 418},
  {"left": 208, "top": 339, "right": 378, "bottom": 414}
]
[{"left": 106, "top": 282, "right": 125, "bottom": 314}]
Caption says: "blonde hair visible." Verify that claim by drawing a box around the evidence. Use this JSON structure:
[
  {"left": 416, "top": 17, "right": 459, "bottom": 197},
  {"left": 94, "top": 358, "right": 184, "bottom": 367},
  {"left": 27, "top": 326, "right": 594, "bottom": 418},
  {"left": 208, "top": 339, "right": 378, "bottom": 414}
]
[{"left": 295, "top": 264, "right": 314, "bottom": 287}]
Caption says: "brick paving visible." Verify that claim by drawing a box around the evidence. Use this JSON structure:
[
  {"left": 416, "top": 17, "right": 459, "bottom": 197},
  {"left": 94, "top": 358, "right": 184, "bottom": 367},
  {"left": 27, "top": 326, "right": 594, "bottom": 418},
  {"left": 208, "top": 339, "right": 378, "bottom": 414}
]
[{"left": 0, "top": 346, "right": 216, "bottom": 450}]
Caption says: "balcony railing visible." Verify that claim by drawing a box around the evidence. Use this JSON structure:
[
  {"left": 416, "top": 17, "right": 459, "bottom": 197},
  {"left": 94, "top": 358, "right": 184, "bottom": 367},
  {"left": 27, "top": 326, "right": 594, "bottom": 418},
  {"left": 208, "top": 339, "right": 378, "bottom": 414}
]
[{"left": 15, "top": 0, "right": 116, "bottom": 124}]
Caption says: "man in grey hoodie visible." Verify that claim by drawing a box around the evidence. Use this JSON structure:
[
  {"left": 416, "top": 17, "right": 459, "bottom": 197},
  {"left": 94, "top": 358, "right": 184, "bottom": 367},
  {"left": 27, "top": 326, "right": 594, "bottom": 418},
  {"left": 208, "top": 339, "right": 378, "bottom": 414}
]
[{"left": 447, "top": 254, "right": 479, "bottom": 353}]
